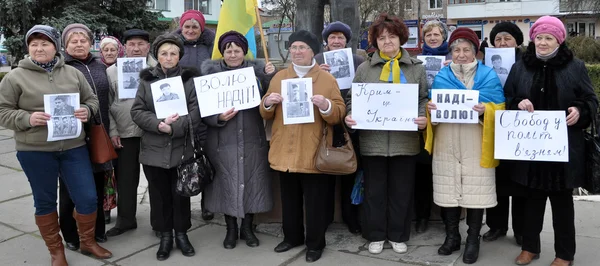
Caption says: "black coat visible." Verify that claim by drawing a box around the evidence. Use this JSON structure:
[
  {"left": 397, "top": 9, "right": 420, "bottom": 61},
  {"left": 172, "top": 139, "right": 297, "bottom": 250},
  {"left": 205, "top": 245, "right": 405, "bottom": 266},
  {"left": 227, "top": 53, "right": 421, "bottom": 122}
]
[{"left": 503, "top": 44, "right": 598, "bottom": 190}]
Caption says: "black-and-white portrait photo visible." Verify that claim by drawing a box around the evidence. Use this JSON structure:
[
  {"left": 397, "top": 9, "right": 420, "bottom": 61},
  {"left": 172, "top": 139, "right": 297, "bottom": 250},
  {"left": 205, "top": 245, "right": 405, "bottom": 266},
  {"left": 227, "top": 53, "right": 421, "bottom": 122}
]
[
  {"left": 52, "top": 116, "right": 78, "bottom": 138},
  {"left": 156, "top": 83, "right": 180, "bottom": 102},
  {"left": 50, "top": 95, "right": 76, "bottom": 116},
  {"left": 122, "top": 59, "right": 144, "bottom": 73},
  {"left": 491, "top": 54, "right": 509, "bottom": 75},
  {"left": 323, "top": 48, "right": 356, "bottom": 88},
  {"left": 330, "top": 65, "right": 351, "bottom": 79},
  {"left": 424, "top": 57, "right": 443, "bottom": 72},
  {"left": 426, "top": 71, "right": 437, "bottom": 88},
  {"left": 286, "top": 102, "right": 311, "bottom": 118},
  {"left": 325, "top": 51, "right": 348, "bottom": 67},
  {"left": 123, "top": 73, "right": 140, "bottom": 89},
  {"left": 287, "top": 82, "right": 308, "bottom": 103}
]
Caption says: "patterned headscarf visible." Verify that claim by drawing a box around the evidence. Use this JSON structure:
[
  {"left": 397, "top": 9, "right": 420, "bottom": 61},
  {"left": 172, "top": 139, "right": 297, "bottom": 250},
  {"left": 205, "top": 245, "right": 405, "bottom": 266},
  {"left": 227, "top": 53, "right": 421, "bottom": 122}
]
[{"left": 99, "top": 36, "right": 125, "bottom": 66}]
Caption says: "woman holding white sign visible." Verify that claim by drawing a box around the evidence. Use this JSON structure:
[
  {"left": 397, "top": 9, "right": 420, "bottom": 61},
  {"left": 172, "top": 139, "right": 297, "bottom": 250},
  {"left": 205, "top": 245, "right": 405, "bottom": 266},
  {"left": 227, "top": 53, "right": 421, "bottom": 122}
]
[
  {"left": 344, "top": 13, "right": 429, "bottom": 255},
  {"left": 200, "top": 31, "right": 276, "bottom": 250},
  {"left": 131, "top": 33, "right": 206, "bottom": 261},
  {"left": 425, "top": 27, "right": 505, "bottom": 264},
  {"left": 260, "top": 30, "right": 345, "bottom": 263},
  {"left": 503, "top": 16, "right": 598, "bottom": 266}
]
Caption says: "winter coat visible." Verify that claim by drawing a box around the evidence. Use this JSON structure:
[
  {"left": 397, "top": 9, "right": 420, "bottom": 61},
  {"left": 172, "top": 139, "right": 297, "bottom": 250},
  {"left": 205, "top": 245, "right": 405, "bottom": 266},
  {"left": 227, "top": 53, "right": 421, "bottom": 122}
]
[
  {"left": 107, "top": 54, "right": 157, "bottom": 139},
  {"left": 64, "top": 53, "right": 113, "bottom": 172},
  {"left": 430, "top": 61, "right": 504, "bottom": 208},
  {"left": 200, "top": 59, "right": 274, "bottom": 217},
  {"left": 260, "top": 64, "right": 346, "bottom": 174},
  {"left": 131, "top": 65, "right": 206, "bottom": 169},
  {"left": 178, "top": 29, "right": 215, "bottom": 71},
  {"left": 346, "top": 48, "right": 429, "bottom": 157},
  {"left": 503, "top": 44, "right": 598, "bottom": 191},
  {"left": 0, "top": 54, "right": 98, "bottom": 151}
]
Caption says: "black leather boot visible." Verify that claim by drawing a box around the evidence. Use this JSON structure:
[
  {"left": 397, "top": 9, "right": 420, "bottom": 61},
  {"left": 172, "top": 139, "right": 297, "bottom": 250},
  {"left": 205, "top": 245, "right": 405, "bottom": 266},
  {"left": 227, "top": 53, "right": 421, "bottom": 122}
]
[
  {"left": 438, "top": 207, "right": 461, "bottom": 255},
  {"left": 223, "top": 215, "right": 238, "bottom": 249},
  {"left": 156, "top": 231, "right": 173, "bottom": 261},
  {"left": 240, "top": 213, "right": 259, "bottom": 247},
  {"left": 175, "top": 232, "right": 195, "bottom": 256},
  {"left": 463, "top": 209, "right": 484, "bottom": 264}
]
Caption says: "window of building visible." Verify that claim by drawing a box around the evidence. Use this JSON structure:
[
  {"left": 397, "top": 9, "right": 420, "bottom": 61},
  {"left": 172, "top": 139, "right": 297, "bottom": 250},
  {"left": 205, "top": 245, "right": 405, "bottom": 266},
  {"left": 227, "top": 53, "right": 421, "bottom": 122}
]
[
  {"left": 184, "top": 0, "right": 210, "bottom": 14},
  {"left": 148, "top": 0, "right": 169, "bottom": 10},
  {"left": 579, "top": 22, "right": 587, "bottom": 37},
  {"left": 448, "top": 0, "right": 484, "bottom": 4},
  {"left": 405, "top": 0, "right": 412, "bottom": 10},
  {"left": 589, "top": 23, "right": 595, "bottom": 37},
  {"left": 429, "top": 0, "right": 442, "bottom": 9}
]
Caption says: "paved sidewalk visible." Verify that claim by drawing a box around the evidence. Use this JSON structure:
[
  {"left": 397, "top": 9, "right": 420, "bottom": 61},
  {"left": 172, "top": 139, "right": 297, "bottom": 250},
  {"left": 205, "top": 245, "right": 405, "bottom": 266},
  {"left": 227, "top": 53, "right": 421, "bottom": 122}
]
[{"left": 0, "top": 126, "right": 599, "bottom": 266}]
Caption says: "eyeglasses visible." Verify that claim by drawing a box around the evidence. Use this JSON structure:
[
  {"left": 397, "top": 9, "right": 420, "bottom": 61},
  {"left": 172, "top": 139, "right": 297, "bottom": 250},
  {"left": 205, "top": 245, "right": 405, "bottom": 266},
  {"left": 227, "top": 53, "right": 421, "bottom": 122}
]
[{"left": 289, "top": 45, "right": 311, "bottom": 52}]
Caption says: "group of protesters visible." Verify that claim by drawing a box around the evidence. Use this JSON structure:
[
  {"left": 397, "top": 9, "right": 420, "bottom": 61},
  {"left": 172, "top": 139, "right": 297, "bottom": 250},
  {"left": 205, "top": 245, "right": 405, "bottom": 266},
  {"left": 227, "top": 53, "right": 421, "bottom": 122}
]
[{"left": 0, "top": 8, "right": 596, "bottom": 266}]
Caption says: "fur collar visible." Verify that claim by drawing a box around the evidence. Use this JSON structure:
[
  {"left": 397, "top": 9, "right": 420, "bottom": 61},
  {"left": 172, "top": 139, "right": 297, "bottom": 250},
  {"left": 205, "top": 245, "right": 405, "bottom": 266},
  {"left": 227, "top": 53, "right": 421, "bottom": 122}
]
[
  {"left": 139, "top": 66, "right": 200, "bottom": 82},
  {"left": 522, "top": 43, "right": 574, "bottom": 69}
]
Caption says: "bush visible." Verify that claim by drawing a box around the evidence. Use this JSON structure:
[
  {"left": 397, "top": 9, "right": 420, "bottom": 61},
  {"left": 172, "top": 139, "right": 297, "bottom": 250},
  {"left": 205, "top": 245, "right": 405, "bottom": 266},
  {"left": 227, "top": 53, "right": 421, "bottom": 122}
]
[
  {"left": 567, "top": 36, "right": 600, "bottom": 64},
  {"left": 587, "top": 64, "right": 600, "bottom": 99},
  {"left": 0, "top": 72, "right": 6, "bottom": 83}
]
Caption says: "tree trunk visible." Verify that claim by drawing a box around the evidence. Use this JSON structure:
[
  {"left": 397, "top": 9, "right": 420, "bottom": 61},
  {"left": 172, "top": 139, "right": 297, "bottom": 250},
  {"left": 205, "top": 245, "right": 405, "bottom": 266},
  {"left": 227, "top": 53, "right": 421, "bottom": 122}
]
[
  {"left": 295, "top": 0, "right": 326, "bottom": 45},
  {"left": 329, "top": 0, "right": 360, "bottom": 52}
]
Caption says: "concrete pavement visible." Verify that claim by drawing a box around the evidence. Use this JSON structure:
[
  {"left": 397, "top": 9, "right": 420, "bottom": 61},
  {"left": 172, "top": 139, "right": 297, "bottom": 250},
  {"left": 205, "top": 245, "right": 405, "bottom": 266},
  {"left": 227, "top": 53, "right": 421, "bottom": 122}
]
[{"left": 0, "top": 126, "right": 599, "bottom": 266}]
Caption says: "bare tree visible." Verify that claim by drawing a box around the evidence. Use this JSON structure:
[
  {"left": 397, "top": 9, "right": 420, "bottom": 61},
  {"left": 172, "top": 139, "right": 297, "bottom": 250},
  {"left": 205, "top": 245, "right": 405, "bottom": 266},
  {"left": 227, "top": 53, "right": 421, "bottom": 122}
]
[
  {"left": 561, "top": 0, "right": 600, "bottom": 13},
  {"left": 264, "top": 0, "right": 296, "bottom": 62},
  {"left": 358, "top": 0, "right": 412, "bottom": 46}
]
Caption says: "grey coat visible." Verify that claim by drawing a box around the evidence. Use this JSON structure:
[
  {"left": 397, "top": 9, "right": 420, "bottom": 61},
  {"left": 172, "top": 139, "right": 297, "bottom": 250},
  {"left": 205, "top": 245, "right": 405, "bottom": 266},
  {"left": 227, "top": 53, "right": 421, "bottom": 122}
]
[
  {"left": 347, "top": 48, "right": 429, "bottom": 157},
  {"left": 200, "top": 59, "right": 274, "bottom": 217},
  {"left": 131, "top": 66, "right": 206, "bottom": 169}
]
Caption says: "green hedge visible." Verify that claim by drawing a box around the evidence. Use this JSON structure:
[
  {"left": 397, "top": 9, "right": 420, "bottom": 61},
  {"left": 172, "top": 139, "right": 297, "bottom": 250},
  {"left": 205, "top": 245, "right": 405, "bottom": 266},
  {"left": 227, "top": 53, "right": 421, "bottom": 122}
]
[{"left": 588, "top": 64, "right": 600, "bottom": 99}]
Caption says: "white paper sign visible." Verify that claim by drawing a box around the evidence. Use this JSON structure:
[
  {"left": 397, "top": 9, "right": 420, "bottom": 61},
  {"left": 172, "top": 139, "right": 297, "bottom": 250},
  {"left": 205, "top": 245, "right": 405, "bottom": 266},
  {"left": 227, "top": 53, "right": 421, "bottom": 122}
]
[
  {"left": 150, "top": 76, "right": 189, "bottom": 119},
  {"left": 44, "top": 93, "right": 82, "bottom": 141},
  {"left": 281, "top": 78, "right": 315, "bottom": 125},
  {"left": 351, "top": 83, "right": 419, "bottom": 131},
  {"left": 117, "top": 57, "right": 146, "bottom": 99},
  {"left": 494, "top": 110, "right": 569, "bottom": 162},
  {"left": 431, "top": 89, "right": 479, "bottom": 124},
  {"left": 323, "top": 48, "right": 355, "bottom": 89},
  {"left": 194, "top": 67, "right": 260, "bottom": 117},
  {"left": 484, "top": 48, "right": 515, "bottom": 87},
  {"left": 417, "top": 55, "right": 446, "bottom": 88}
]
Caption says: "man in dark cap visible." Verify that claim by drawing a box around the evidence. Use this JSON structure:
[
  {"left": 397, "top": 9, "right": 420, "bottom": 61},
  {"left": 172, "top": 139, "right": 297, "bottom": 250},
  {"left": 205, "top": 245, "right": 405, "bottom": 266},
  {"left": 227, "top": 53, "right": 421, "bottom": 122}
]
[
  {"left": 313, "top": 21, "right": 364, "bottom": 235},
  {"left": 105, "top": 28, "right": 157, "bottom": 237}
]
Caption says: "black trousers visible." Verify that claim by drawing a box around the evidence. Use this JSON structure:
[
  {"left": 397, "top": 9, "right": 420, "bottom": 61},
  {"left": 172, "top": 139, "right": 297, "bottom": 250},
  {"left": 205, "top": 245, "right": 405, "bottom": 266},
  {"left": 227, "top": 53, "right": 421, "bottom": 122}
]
[
  {"left": 362, "top": 155, "right": 416, "bottom": 242},
  {"left": 59, "top": 172, "right": 105, "bottom": 242},
  {"left": 326, "top": 174, "right": 360, "bottom": 228},
  {"left": 143, "top": 165, "right": 191, "bottom": 232},
  {"left": 522, "top": 188, "right": 575, "bottom": 261},
  {"left": 114, "top": 137, "right": 141, "bottom": 229},
  {"left": 414, "top": 161, "right": 433, "bottom": 220},
  {"left": 486, "top": 195, "right": 525, "bottom": 235},
  {"left": 279, "top": 172, "right": 331, "bottom": 251}
]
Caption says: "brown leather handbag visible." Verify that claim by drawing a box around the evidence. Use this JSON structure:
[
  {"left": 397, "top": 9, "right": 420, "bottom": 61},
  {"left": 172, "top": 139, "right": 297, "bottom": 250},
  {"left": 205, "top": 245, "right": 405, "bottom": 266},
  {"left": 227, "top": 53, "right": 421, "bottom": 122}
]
[
  {"left": 88, "top": 118, "right": 118, "bottom": 164},
  {"left": 315, "top": 126, "right": 357, "bottom": 175}
]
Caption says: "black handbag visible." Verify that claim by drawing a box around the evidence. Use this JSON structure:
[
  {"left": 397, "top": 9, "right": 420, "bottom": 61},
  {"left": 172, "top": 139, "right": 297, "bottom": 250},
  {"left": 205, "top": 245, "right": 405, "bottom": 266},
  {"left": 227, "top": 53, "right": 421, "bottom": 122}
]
[
  {"left": 176, "top": 116, "right": 215, "bottom": 197},
  {"left": 583, "top": 102, "right": 600, "bottom": 194}
]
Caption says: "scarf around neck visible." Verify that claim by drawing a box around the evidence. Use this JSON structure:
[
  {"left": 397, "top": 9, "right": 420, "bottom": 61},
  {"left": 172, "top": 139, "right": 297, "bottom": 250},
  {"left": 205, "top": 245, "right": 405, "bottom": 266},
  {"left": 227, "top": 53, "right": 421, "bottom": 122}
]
[
  {"left": 379, "top": 50, "right": 403, "bottom": 83},
  {"left": 31, "top": 57, "right": 58, "bottom": 72},
  {"left": 535, "top": 46, "right": 560, "bottom": 61},
  {"left": 422, "top": 42, "right": 449, "bottom": 56}
]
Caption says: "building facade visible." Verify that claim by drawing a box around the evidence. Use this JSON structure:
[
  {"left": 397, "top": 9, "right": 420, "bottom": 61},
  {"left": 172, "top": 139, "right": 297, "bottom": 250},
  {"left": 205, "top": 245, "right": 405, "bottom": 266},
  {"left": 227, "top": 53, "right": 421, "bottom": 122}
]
[
  {"left": 558, "top": 0, "right": 599, "bottom": 39},
  {"left": 147, "top": 0, "right": 222, "bottom": 28}
]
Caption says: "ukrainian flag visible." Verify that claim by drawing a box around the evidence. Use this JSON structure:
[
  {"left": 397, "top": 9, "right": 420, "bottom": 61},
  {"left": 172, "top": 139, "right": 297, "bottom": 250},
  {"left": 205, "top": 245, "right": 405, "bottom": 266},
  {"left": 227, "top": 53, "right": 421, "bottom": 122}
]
[{"left": 211, "top": 0, "right": 258, "bottom": 59}]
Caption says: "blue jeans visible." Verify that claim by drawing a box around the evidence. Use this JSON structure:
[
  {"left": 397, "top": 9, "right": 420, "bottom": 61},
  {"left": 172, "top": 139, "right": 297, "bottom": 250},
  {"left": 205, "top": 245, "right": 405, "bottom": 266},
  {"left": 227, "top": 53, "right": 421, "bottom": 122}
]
[{"left": 17, "top": 145, "right": 97, "bottom": 215}]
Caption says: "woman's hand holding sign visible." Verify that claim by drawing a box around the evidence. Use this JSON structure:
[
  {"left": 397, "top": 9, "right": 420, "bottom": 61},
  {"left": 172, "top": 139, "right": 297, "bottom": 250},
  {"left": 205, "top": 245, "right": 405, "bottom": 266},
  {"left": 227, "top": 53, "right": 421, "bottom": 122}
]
[{"left": 264, "top": 93, "right": 283, "bottom": 107}]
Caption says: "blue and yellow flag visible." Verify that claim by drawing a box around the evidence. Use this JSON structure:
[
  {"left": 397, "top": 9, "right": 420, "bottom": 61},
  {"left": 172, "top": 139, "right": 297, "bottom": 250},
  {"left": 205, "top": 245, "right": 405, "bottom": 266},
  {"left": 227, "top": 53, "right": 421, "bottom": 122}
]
[{"left": 211, "top": 0, "right": 258, "bottom": 59}]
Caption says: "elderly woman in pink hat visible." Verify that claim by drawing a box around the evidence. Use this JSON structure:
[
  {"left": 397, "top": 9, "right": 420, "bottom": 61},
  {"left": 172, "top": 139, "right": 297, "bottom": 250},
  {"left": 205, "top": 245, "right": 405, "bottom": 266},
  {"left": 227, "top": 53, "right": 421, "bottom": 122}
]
[{"left": 503, "top": 16, "right": 598, "bottom": 266}]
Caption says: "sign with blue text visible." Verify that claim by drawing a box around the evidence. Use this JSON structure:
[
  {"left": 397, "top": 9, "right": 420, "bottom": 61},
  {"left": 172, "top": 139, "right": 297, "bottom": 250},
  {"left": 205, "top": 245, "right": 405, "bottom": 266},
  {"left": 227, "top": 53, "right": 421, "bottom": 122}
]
[
  {"left": 494, "top": 110, "right": 569, "bottom": 162},
  {"left": 351, "top": 83, "right": 418, "bottom": 131},
  {"left": 194, "top": 67, "right": 259, "bottom": 117}
]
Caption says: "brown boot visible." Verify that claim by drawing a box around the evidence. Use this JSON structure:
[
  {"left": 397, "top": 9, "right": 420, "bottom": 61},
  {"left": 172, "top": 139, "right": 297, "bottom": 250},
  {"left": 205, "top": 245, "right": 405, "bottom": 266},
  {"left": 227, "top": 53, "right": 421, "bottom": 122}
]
[
  {"left": 515, "top": 250, "right": 540, "bottom": 265},
  {"left": 550, "top": 258, "right": 573, "bottom": 266},
  {"left": 73, "top": 211, "right": 112, "bottom": 259},
  {"left": 35, "top": 212, "right": 68, "bottom": 266}
]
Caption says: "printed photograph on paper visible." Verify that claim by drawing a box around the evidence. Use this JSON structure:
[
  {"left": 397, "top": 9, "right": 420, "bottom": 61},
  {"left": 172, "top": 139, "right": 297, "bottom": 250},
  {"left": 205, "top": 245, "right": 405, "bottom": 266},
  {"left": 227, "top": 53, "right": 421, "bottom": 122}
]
[
  {"left": 484, "top": 48, "right": 515, "bottom": 87},
  {"left": 281, "top": 78, "right": 314, "bottom": 125},
  {"left": 417, "top": 55, "right": 446, "bottom": 89},
  {"left": 323, "top": 48, "right": 355, "bottom": 89},
  {"left": 44, "top": 93, "right": 82, "bottom": 141},
  {"left": 117, "top": 57, "right": 146, "bottom": 99},
  {"left": 150, "top": 76, "right": 189, "bottom": 119}
]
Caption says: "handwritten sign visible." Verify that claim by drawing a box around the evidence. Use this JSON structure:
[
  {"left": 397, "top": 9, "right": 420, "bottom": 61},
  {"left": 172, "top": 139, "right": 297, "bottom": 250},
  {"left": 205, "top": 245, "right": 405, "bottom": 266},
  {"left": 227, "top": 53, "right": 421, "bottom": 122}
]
[
  {"left": 194, "top": 67, "right": 259, "bottom": 117},
  {"left": 494, "top": 110, "right": 569, "bottom": 162},
  {"left": 431, "top": 89, "right": 479, "bottom": 124},
  {"left": 351, "top": 83, "right": 418, "bottom": 131}
]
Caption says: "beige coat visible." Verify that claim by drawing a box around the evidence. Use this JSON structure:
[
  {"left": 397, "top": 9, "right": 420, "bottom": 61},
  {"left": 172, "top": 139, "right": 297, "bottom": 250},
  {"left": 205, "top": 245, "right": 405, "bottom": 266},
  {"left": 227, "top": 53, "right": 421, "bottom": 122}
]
[{"left": 432, "top": 62, "right": 496, "bottom": 208}]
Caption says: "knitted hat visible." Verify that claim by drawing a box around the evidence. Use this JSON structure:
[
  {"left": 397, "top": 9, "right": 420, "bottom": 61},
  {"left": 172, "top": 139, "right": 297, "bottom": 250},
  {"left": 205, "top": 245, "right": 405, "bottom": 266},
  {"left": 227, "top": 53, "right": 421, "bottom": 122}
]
[
  {"left": 26, "top": 25, "right": 61, "bottom": 49},
  {"left": 490, "top": 22, "right": 524, "bottom": 47},
  {"left": 449, "top": 27, "right": 480, "bottom": 55},
  {"left": 179, "top": 10, "right": 206, "bottom": 32},
  {"left": 62, "top": 23, "right": 94, "bottom": 47},
  {"left": 529, "top": 16, "right": 567, "bottom": 44},
  {"left": 288, "top": 30, "right": 321, "bottom": 54},
  {"left": 218, "top": 31, "right": 249, "bottom": 56},
  {"left": 152, "top": 33, "right": 185, "bottom": 60},
  {"left": 122, "top": 29, "right": 150, "bottom": 43},
  {"left": 322, "top": 21, "right": 352, "bottom": 43}
]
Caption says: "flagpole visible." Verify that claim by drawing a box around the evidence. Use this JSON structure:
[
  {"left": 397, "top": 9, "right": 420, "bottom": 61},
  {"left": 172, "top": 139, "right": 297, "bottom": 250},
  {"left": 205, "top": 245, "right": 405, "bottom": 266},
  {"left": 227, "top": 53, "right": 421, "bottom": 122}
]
[{"left": 254, "top": 4, "right": 270, "bottom": 63}]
